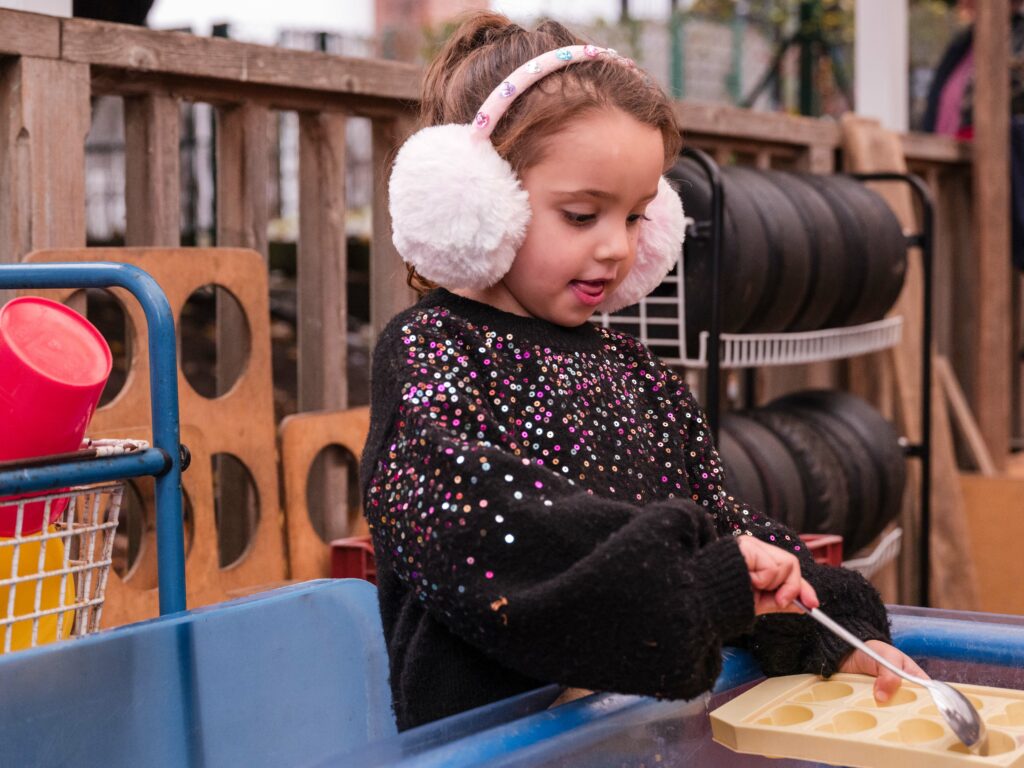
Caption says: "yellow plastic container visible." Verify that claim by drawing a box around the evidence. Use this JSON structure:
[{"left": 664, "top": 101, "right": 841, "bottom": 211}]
[{"left": 0, "top": 530, "right": 76, "bottom": 652}]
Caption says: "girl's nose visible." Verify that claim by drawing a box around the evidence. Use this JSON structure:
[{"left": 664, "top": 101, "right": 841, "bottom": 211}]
[{"left": 598, "top": 225, "right": 631, "bottom": 262}]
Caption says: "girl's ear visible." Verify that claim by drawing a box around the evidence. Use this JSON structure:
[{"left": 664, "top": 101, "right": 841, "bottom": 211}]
[
  {"left": 389, "top": 124, "right": 532, "bottom": 291},
  {"left": 598, "top": 176, "right": 686, "bottom": 313}
]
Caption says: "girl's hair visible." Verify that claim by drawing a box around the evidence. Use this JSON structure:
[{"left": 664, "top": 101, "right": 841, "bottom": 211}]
[{"left": 406, "top": 11, "right": 683, "bottom": 295}]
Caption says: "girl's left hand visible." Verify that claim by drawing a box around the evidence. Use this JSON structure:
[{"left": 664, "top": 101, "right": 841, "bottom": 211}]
[{"left": 837, "top": 640, "right": 929, "bottom": 703}]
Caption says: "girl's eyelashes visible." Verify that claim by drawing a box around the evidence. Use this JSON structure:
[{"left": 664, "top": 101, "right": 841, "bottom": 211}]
[
  {"left": 561, "top": 211, "right": 652, "bottom": 227},
  {"left": 562, "top": 210, "right": 597, "bottom": 226}
]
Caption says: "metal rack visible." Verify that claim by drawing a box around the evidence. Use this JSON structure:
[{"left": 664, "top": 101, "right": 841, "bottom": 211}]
[
  {"left": 0, "top": 263, "right": 188, "bottom": 617},
  {"left": 598, "top": 152, "right": 936, "bottom": 605}
]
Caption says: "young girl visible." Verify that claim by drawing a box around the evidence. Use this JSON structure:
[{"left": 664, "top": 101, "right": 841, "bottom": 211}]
[{"left": 361, "top": 11, "right": 925, "bottom": 731}]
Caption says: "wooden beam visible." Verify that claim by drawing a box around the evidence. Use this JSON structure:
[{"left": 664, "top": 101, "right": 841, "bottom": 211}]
[
  {"left": 369, "top": 114, "right": 416, "bottom": 346},
  {"left": 935, "top": 355, "right": 997, "bottom": 476},
  {"left": 124, "top": 93, "right": 181, "bottom": 247},
  {"left": 298, "top": 111, "right": 348, "bottom": 413},
  {"left": 0, "top": 9, "right": 60, "bottom": 59},
  {"left": 213, "top": 102, "right": 271, "bottom": 563},
  {"left": 971, "top": 0, "right": 1013, "bottom": 468},
  {"left": 62, "top": 16, "right": 420, "bottom": 101},
  {"left": 216, "top": 102, "right": 270, "bottom": 259},
  {"left": 675, "top": 101, "right": 839, "bottom": 147},
  {"left": 298, "top": 111, "right": 351, "bottom": 540},
  {"left": 90, "top": 68, "right": 414, "bottom": 120},
  {"left": 900, "top": 132, "right": 971, "bottom": 166},
  {"left": 0, "top": 57, "right": 89, "bottom": 265}
]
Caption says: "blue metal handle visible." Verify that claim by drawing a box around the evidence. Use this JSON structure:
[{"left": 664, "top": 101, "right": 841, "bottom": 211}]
[{"left": 0, "top": 262, "right": 186, "bottom": 615}]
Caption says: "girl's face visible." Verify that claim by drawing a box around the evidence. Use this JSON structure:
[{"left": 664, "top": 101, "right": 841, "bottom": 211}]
[{"left": 460, "top": 108, "right": 666, "bottom": 327}]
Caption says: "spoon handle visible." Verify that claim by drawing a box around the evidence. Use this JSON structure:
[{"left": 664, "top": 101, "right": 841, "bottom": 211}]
[{"left": 792, "top": 599, "right": 925, "bottom": 686}]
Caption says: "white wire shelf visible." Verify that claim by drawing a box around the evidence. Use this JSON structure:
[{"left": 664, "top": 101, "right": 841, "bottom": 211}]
[
  {"left": 598, "top": 310, "right": 903, "bottom": 369},
  {"left": 687, "top": 316, "right": 904, "bottom": 369},
  {"left": 596, "top": 247, "right": 903, "bottom": 369}
]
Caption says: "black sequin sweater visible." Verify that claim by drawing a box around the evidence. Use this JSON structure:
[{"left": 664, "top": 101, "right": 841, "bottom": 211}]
[{"left": 361, "top": 289, "right": 891, "bottom": 731}]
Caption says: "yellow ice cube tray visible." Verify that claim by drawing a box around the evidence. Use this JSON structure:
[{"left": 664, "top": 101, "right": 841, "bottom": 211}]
[{"left": 710, "top": 673, "right": 1024, "bottom": 767}]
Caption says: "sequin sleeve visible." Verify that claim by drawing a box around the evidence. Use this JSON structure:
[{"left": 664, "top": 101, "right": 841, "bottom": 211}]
[
  {"left": 661, "top": 365, "right": 892, "bottom": 676},
  {"left": 362, "top": 320, "right": 760, "bottom": 700}
]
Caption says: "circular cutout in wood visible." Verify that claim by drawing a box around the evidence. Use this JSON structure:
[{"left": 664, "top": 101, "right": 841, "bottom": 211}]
[
  {"left": 306, "top": 444, "right": 361, "bottom": 543},
  {"left": 211, "top": 452, "right": 260, "bottom": 568},
  {"left": 180, "top": 284, "right": 252, "bottom": 399}
]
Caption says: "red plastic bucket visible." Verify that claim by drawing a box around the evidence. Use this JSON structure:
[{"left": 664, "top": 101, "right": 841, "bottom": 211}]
[{"left": 0, "top": 297, "right": 112, "bottom": 536}]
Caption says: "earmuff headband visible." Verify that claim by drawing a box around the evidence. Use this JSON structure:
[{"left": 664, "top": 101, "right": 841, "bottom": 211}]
[{"left": 388, "top": 42, "right": 685, "bottom": 311}]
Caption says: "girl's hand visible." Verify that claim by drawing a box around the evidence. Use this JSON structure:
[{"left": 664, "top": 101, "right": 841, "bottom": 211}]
[
  {"left": 837, "top": 640, "right": 929, "bottom": 703},
  {"left": 736, "top": 536, "right": 819, "bottom": 615}
]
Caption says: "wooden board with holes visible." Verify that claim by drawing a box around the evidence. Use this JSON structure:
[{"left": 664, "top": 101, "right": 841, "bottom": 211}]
[
  {"left": 279, "top": 407, "right": 370, "bottom": 581},
  {"left": 21, "top": 248, "right": 288, "bottom": 596},
  {"left": 98, "top": 424, "right": 228, "bottom": 628}
]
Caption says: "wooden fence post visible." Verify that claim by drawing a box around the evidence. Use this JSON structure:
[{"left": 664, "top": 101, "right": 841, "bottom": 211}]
[
  {"left": 971, "top": 1, "right": 1012, "bottom": 468},
  {"left": 298, "top": 110, "right": 348, "bottom": 413},
  {"left": 370, "top": 113, "right": 416, "bottom": 347},
  {"left": 298, "top": 110, "right": 351, "bottom": 539},
  {"left": 214, "top": 101, "right": 271, "bottom": 567},
  {"left": 124, "top": 93, "right": 181, "bottom": 247},
  {"left": 0, "top": 57, "right": 89, "bottom": 268}
]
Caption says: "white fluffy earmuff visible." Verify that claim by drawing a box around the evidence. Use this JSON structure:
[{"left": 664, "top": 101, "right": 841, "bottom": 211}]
[{"left": 389, "top": 44, "right": 685, "bottom": 313}]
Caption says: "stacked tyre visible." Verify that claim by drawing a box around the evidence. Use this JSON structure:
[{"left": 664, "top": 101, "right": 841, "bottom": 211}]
[
  {"left": 717, "top": 390, "right": 905, "bottom": 554},
  {"left": 667, "top": 161, "right": 908, "bottom": 348}
]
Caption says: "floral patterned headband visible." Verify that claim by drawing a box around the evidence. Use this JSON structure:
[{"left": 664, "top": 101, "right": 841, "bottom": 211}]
[{"left": 471, "top": 44, "right": 637, "bottom": 138}]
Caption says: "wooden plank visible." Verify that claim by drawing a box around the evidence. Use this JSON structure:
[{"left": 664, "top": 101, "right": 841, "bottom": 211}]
[
  {"left": 900, "top": 132, "right": 971, "bottom": 166},
  {"left": 798, "top": 143, "right": 835, "bottom": 174},
  {"left": 1014, "top": 272, "right": 1023, "bottom": 448},
  {"left": 935, "top": 355, "right": 997, "bottom": 477},
  {"left": 279, "top": 407, "right": 371, "bottom": 581},
  {"left": 0, "top": 9, "right": 60, "bottom": 58},
  {"left": 25, "top": 247, "right": 289, "bottom": 596},
  {"left": 62, "top": 17, "right": 420, "bottom": 101},
  {"left": 298, "top": 111, "right": 348, "bottom": 413},
  {"left": 124, "top": 93, "right": 181, "bottom": 247},
  {"left": 370, "top": 114, "right": 417, "bottom": 345},
  {"left": 215, "top": 104, "right": 270, "bottom": 565},
  {"left": 215, "top": 100, "right": 269, "bottom": 390},
  {"left": 840, "top": 115, "right": 922, "bottom": 605},
  {"left": 90, "top": 69, "right": 413, "bottom": 120},
  {"left": 961, "top": 473, "right": 1024, "bottom": 615},
  {"left": 971, "top": 0, "right": 1013, "bottom": 469},
  {"left": 926, "top": 167, "right": 952, "bottom": 360},
  {"left": 841, "top": 115, "right": 982, "bottom": 610},
  {"left": 675, "top": 101, "right": 839, "bottom": 148},
  {"left": 96, "top": 424, "right": 227, "bottom": 627},
  {"left": 299, "top": 111, "right": 350, "bottom": 529},
  {"left": 216, "top": 102, "right": 270, "bottom": 258},
  {"left": 0, "top": 58, "right": 89, "bottom": 267}
]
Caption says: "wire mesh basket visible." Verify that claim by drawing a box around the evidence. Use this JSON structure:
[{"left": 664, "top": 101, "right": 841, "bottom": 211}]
[{"left": 0, "top": 439, "right": 145, "bottom": 653}]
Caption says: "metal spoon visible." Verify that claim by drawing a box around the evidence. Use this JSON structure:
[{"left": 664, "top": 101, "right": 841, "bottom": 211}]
[{"left": 793, "top": 599, "right": 988, "bottom": 755}]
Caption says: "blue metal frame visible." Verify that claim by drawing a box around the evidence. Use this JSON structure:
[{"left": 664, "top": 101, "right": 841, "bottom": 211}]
[{"left": 0, "top": 262, "right": 186, "bottom": 615}]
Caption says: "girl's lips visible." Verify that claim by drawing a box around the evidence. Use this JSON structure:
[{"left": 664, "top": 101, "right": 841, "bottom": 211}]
[{"left": 569, "top": 279, "right": 606, "bottom": 307}]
